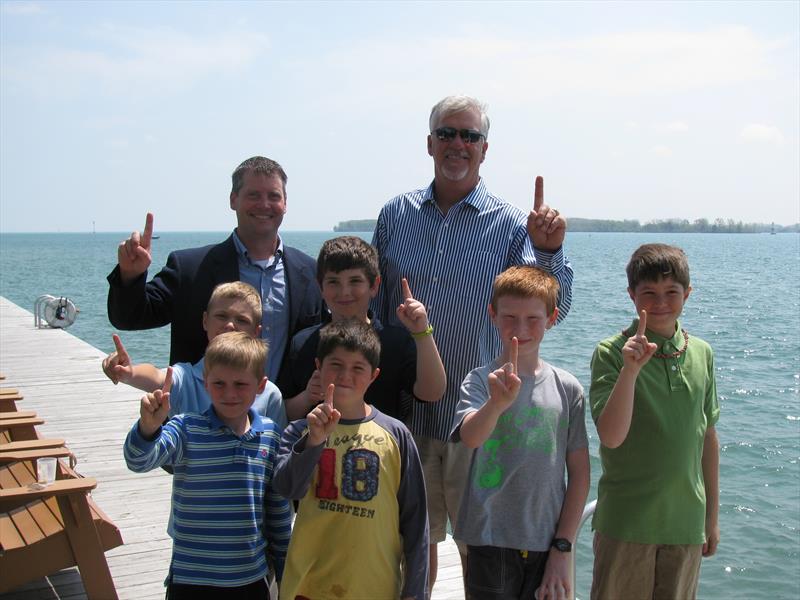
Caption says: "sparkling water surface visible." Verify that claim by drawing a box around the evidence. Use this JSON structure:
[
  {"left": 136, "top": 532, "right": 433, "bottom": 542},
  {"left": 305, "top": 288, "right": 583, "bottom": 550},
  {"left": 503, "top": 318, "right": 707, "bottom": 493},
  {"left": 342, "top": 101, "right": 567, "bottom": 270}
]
[{"left": 1, "top": 231, "right": 798, "bottom": 599}]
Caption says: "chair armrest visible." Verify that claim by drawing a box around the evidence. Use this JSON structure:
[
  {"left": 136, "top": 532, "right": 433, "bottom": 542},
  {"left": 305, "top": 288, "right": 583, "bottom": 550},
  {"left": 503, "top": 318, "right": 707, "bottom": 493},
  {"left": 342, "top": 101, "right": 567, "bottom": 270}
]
[
  {"left": 0, "top": 417, "right": 45, "bottom": 428},
  {"left": 0, "top": 447, "right": 74, "bottom": 464},
  {"left": 0, "top": 411, "right": 37, "bottom": 420},
  {"left": 0, "top": 439, "right": 66, "bottom": 452},
  {"left": 0, "top": 477, "right": 97, "bottom": 511}
]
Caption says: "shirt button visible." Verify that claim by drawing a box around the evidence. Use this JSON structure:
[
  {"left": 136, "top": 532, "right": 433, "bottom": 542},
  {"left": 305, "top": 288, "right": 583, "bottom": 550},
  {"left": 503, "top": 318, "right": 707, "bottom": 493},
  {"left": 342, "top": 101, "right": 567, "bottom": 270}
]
[
  {"left": 438, "top": 249, "right": 443, "bottom": 254},
  {"left": 671, "top": 365, "right": 677, "bottom": 371},
  {"left": 432, "top": 276, "right": 438, "bottom": 283}
]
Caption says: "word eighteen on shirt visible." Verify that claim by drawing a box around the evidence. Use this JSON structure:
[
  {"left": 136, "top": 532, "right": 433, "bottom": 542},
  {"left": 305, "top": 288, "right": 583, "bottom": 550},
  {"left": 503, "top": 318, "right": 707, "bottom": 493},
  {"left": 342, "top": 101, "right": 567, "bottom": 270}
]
[{"left": 318, "top": 499, "right": 376, "bottom": 519}]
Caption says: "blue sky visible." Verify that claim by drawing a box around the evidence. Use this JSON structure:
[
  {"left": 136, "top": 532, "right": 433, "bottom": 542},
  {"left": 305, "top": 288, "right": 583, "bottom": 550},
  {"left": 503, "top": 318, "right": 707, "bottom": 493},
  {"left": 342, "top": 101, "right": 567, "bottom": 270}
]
[{"left": 1, "top": 0, "right": 798, "bottom": 232}]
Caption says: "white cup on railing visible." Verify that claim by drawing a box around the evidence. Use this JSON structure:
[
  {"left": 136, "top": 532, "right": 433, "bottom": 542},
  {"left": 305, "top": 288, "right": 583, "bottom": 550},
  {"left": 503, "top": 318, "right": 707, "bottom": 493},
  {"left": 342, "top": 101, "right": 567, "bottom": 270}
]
[{"left": 37, "top": 457, "right": 57, "bottom": 486}]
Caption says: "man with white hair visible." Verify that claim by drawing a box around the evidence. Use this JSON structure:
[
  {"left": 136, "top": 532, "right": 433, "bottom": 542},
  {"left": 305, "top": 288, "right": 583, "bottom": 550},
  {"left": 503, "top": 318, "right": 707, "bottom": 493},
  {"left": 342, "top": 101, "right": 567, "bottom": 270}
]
[{"left": 371, "top": 95, "right": 574, "bottom": 593}]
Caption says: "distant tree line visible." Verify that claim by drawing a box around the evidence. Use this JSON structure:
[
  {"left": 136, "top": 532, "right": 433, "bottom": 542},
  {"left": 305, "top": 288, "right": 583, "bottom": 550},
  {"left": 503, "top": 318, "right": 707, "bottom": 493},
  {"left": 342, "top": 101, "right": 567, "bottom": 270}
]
[
  {"left": 334, "top": 218, "right": 798, "bottom": 233},
  {"left": 569, "top": 218, "right": 799, "bottom": 233}
]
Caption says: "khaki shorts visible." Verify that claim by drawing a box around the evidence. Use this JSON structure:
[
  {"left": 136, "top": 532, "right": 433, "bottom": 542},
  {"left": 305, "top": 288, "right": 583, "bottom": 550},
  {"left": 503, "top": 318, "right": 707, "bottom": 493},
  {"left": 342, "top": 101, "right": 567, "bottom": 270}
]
[
  {"left": 591, "top": 531, "right": 702, "bottom": 600},
  {"left": 414, "top": 435, "right": 473, "bottom": 548}
]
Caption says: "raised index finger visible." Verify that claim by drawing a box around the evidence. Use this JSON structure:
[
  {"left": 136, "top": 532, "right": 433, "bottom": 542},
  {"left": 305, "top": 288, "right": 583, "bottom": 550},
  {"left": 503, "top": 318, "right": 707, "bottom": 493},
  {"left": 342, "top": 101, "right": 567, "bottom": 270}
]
[
  {"left": 636, "top": 310, "right": 648, "bottom": 336},
  {"left": 324, "top": 383, "right": 335, "bottom": 408},
  {"left": 162, "top": 366, "right": 173, "bottom": 394},
  {"left": 141, "top": 212, "right": 154, "bottom": 249},
  {"left": 401, "top": 277, "right": 413, "bottom": 301},
  {"left": 533, "top": 176, "right": 544, "bottom": 212},
  {"left": 509, "top": 336, "right": 518, "bottom": 374},
  {"left": 112, "top": 333, "right": 129, "bottom": 358}
]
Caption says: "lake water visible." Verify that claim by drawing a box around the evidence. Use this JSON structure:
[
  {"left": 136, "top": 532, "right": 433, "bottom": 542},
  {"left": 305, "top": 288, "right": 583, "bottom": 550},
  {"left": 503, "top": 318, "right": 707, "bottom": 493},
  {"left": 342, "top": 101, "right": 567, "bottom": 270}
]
[{"left": 1, "top": 231, "right": 798, "bottom": 599}]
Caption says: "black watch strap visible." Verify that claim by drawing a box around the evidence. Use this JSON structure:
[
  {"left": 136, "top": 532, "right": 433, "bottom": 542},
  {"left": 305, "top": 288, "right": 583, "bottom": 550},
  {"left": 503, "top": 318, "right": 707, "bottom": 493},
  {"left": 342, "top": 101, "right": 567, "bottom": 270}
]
[{"left": 551, "top": 537, "right": 572, "bottom": 552}]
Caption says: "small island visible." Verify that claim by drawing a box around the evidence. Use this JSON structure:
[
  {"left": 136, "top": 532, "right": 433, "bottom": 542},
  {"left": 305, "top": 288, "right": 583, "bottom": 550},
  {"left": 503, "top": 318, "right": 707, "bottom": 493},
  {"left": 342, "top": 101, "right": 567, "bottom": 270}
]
[
  {"left": 333, "top": 219, "right": 378, "bottom": 232},
  {"left": 334, "top": 218, "right": 798, "bottom": 234}
]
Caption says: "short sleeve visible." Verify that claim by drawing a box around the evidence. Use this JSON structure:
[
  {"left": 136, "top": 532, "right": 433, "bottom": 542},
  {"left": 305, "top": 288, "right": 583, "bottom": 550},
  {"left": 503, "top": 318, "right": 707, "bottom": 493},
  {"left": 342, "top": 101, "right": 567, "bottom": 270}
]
[
  {"left": 450, "top": 367, "right": 490, "bottom": 442},
  {"left": 589, "top": 340, "right": 623, "bottom": 422},
  {"left": 566, "top": 380, "right": 589, "bottom": 452},
  {"left": 704, "top": 348, "right": 720, "bottom": 428}
]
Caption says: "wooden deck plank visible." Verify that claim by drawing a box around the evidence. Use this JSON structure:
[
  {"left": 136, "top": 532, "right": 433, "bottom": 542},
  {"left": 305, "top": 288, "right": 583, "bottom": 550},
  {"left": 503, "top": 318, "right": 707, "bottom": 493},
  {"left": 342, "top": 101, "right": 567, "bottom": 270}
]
[{"left": 0, "top": 296, "right": 465, "bottom": 599}]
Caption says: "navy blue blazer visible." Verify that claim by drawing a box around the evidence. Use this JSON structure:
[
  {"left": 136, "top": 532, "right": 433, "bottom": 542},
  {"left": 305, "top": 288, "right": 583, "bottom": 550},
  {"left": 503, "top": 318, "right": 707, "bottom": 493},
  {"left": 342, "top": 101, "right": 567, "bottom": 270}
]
[{"left": 107, "top": 234, "right": 322, "bottom": 370}]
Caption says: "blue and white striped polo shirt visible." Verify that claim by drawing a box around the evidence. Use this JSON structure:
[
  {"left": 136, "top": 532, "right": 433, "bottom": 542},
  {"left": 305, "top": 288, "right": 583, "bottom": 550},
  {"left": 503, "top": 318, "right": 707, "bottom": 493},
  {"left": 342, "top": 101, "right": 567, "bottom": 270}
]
[
  {"left": 371, "top": 178, "right": 574, "bottom": 440},
  {"left": 124, "top": 408, "right": 292, "bottom": 587}
]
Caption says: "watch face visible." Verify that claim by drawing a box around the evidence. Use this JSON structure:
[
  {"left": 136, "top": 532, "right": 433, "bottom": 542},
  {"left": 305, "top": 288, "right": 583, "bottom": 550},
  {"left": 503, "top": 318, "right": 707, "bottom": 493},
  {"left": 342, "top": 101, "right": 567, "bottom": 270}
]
[{"left": 552, "top": 538, "right": 572, "bottom": 552}]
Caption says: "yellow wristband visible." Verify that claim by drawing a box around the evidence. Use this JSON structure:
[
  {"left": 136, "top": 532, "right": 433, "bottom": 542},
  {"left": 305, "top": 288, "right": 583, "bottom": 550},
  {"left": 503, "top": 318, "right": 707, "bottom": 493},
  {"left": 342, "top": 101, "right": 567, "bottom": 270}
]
[{"left": 411, "top": 324, "right": 434, "bottom": 339}]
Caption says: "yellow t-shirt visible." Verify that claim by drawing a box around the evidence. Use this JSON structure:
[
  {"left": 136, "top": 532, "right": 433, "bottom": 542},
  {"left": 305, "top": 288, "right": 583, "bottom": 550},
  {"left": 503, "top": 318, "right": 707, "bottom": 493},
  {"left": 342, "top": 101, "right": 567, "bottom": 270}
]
[{"left": 276, "top": 409, "right": 428, "bottom": 600}]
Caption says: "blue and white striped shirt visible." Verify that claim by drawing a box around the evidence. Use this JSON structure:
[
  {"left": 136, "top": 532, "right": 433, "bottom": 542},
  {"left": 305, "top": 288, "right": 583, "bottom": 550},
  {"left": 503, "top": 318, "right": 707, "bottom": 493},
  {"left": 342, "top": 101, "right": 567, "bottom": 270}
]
[
  {"left": 371, "top": 179, "right": 574, "bottom": 440},
  {"left": 124, "top": 408, "right": 292, "bottom": 587}
]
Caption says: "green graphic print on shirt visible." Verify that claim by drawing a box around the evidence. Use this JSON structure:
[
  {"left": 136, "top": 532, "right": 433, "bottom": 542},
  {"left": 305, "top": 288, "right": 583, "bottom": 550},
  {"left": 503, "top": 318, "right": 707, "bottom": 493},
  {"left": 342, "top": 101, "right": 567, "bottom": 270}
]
[{"left": 475, "top": 405, "right": 566, "bottom": 489}]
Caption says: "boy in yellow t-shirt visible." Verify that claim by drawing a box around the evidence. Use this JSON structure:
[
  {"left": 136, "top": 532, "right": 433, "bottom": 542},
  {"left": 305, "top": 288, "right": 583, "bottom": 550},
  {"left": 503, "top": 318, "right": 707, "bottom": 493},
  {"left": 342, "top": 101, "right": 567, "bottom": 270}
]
[{"left": 273, "top": 319, "right": 428, "bottom": 600}]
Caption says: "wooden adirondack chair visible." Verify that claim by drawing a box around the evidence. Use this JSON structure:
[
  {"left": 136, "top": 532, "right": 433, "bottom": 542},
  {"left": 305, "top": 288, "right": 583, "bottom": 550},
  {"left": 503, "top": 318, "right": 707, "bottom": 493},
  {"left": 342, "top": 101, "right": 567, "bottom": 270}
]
[
  {"left": 0, "top": 449, "right": 123, "bottom": 598},
  {"left": 0, "top": 392, "right": 23, "bottom": 413},
  {"left": 0, "top": 410, "right": 37, "bottom": 420},
  {"left": 0, "top": 415, "right": 66, "bottom": 454}
]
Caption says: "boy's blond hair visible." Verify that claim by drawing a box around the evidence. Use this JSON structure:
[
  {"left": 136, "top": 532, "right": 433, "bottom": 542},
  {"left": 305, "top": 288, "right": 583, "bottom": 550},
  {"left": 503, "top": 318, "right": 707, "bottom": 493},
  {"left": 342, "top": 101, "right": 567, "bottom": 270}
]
[
  {"left": 490, "top": 265, "right": 559, "bottom": 316},
  {"left": 203, "top": 331, "right": 267, "bottom": 381},
  {"left": 207, "top": 281, "right": 262, "bottom": 323},
  {"left": 626, "top": 244, "right": 690, "bottom": 290}
]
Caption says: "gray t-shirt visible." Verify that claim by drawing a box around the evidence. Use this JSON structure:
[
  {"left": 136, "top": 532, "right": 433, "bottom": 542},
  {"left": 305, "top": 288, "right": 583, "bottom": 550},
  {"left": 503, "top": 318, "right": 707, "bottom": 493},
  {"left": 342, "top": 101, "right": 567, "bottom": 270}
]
[{"left": 451, "top": 360, "right": 588, "bottom": 551}]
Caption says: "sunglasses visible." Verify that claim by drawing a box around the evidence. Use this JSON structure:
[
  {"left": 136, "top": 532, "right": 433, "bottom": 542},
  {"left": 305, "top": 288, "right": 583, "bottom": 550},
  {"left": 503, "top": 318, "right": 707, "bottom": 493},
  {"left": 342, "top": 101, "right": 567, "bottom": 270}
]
[{"left": 433, "top": 127, "right": 485, "bottom": 144}]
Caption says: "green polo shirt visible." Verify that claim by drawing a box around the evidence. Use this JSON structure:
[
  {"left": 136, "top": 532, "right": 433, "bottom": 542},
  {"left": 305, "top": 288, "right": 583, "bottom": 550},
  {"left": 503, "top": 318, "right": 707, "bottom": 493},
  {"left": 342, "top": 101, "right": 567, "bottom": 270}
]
[{"left": 589, "top": 319, "right": 720, "bottom": 544}]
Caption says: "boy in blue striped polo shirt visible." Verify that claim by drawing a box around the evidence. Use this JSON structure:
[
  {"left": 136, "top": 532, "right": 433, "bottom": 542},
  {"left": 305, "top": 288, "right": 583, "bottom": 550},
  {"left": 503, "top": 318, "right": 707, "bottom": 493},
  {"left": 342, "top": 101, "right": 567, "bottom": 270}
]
[
  {"left": 103, "top": 281, "right": 287, "bottom": 430},
  {"left": 124, "top": 331, "right": 291, "bottom": 599}
]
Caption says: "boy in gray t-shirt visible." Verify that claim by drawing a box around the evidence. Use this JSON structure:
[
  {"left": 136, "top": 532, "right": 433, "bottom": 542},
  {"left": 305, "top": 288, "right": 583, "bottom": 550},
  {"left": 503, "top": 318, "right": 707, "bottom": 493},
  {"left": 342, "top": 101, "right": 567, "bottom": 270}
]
[{"left": 451, "top": 266, "right": 590, "bottom": 599}]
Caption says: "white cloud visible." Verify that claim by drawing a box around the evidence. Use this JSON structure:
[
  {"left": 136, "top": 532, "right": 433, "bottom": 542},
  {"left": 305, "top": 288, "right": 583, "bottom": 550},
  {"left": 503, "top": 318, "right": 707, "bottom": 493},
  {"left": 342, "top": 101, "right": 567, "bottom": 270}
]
[
  {"left": 1, "top": 2, "right": 45, "bottom": 15},
  {"left": 651, "top": 145, "right": 673, "bottom": 157},
  {"left": 2, "top": 25, "right": 270, "bottom": 99},
  {"left": 739, "top": 124, "right": 785, "bottom": 145},
  {"left": 654, "top": 121, "right": 689, "bottom": 133},
  {"left": 311, "top": 25, "right": 781, "bottom": 105}
]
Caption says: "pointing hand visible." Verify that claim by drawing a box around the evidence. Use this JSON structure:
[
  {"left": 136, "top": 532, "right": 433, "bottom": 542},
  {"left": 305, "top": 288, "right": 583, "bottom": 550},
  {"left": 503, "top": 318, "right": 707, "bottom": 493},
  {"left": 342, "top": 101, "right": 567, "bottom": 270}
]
[
  {"left": 526, "top": 176, "right": 566, "bottom": 251},
  {"left": 306, "top": 383, "right": 341, "bottom": 447},
  {"left": 118, "top": 212, "right": 154, "bottom": 284},
  {"left": 396, "top": 278, "right": 430, "bottom": 336},
  {"left": 102, "top": 334, "right": 133, "bottom": 385},
  {"left": 622, "top": 310, "right": 658, "bottom": 371},
  {"left": 139, "top": 366, "right": 172, "bottom": 437},
  {"left": 487, "top": 337, "right": 522, "bottom": 411}
]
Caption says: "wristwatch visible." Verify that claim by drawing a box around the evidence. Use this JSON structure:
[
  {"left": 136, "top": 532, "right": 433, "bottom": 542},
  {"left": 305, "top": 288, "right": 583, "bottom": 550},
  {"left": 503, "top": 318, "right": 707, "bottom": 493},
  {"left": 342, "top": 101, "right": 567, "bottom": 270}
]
[{"left": 551, "top": 538, "right": 572, "bottom": 552}]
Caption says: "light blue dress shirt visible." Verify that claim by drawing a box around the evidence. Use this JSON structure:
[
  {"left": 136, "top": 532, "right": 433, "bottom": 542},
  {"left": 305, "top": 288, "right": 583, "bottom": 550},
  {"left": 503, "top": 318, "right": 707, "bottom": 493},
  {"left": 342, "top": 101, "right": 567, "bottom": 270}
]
[{"left": 232, "top": 231, "right": 288, "bottom": 381}]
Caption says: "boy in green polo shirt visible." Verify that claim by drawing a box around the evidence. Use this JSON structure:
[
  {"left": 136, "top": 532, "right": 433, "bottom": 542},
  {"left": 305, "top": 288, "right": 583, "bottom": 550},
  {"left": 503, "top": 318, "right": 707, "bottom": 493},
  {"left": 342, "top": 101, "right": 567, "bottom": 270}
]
[{"left": 589, "top": 243, "right": 720, "bottom": 600}]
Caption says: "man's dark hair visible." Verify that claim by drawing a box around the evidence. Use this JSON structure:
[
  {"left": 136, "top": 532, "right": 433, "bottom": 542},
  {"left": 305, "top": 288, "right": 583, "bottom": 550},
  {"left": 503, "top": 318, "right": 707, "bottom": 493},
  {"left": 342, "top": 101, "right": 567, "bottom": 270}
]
[
  {"left": 231, "top": 156, "right": 288, "bottom": 196},
  {"left": 317, "top": 236, "right": 380, "bottom": 286},
  {"left": 317, "top": 319, "right": 381, "bottom": 369}
]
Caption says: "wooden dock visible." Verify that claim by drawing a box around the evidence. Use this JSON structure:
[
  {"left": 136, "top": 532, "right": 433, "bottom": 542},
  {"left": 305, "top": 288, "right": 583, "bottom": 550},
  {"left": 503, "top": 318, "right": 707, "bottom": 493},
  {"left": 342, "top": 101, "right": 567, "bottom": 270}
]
[{"left": 0, "top": 297, "right": 465, "bottom": 599}]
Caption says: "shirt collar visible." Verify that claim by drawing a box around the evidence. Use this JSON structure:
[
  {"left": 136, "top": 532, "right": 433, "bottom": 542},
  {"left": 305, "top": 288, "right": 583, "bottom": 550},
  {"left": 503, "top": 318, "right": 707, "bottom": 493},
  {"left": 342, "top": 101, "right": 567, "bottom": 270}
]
[
  {"left": 322, "top": 309, "right": 380, "bottom": 329},
  {"left": 191, "top": 357, "right": 206, "bottom": 383},
  {"left": 422, "top": 178, "right": 490, "bottom": 212},
  {"left": 203, "top": 406, "right": 266, "bottom": 435},
  {"left": 626, "top": 318, "right": 685, "bottom": 351},
  {"left": 232, "top": 229, "right": 283, "bottom": 263}
]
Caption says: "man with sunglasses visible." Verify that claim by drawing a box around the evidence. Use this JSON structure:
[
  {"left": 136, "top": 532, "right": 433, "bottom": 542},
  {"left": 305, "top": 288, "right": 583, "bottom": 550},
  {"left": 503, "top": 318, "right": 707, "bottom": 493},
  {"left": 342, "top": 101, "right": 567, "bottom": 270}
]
[{"left": 371, "top": 95, "right": 574, "bottom": 595}]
